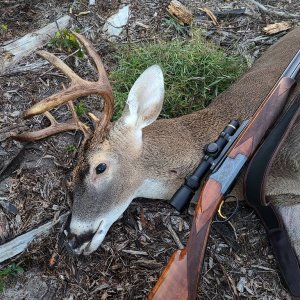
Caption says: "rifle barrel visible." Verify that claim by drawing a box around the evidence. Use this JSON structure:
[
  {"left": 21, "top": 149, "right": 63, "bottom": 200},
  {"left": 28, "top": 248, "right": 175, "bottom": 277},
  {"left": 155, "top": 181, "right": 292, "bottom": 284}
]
[{"left": 281, "top": 49, "right": 300, "bottom": 80}]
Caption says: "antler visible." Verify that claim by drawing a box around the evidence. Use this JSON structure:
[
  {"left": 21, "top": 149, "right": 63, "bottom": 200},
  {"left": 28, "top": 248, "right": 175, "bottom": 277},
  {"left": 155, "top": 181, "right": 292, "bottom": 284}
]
[{"left": 14, "top": 32, "right": 114, "bottom": 143}]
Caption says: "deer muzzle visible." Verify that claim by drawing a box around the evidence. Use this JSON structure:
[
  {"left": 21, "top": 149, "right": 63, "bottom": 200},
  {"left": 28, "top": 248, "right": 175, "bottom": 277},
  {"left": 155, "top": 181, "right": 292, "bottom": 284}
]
[{"left": 60, "top": 215, "right": 105, "bottom": 256}]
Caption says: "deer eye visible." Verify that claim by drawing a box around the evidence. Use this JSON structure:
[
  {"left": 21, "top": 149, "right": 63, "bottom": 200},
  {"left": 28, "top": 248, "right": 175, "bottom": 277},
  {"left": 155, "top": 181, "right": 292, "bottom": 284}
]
[{"left": 96, "top": 163, "right": 107, "bottom": 174}]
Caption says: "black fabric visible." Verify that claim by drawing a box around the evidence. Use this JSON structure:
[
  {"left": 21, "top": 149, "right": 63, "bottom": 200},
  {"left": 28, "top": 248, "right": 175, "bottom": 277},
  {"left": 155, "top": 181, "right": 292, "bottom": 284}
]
[{"left": 244, "top": 95, "right": 300, "bottom": 297}]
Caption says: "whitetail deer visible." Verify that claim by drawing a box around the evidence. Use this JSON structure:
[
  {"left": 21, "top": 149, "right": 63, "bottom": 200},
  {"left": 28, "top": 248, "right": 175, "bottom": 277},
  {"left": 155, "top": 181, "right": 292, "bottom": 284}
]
[{"left": 15, "top": 29, "right": 300, "bottom": 258}]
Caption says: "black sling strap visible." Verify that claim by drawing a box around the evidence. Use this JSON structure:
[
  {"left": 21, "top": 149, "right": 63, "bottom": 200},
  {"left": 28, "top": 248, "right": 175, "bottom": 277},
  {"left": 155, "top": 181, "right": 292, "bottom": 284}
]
[{"left": 244, "top": 95, "right": 300, "bottom": 299}]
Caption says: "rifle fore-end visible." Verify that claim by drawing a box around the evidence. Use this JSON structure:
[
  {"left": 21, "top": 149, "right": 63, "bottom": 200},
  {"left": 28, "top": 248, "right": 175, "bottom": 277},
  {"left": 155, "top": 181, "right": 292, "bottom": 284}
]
[{"left": 148, "top": 180, "right": 223, "bottom": 300}]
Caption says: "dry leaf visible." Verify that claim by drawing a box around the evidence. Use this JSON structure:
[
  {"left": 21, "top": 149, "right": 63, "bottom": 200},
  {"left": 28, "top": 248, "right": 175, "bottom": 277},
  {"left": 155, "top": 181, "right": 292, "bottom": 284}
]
[
  {"left": 2, "top": 51, "right": 14, "bottom": 60},
  {"left": 101, "top": 291, "right": 108, "bottom": 300}
]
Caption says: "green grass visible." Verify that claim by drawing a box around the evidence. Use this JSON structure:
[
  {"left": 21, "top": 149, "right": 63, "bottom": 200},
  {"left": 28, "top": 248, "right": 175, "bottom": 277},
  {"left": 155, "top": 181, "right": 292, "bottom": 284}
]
[
  {"left": 66, "top": 144, "right": 77, "bottom": 153},
  {"left": 74, "top": 100, "right": 87, "bottom": 117},
  {"left": 110, "top": 30, "right": 246, "bottom": 120},
  {"left": 0, "top": 263, "right": 24, "bottom": 292},
  {"left": 0, "top": 23, "right": 8, "bottom": 31}
]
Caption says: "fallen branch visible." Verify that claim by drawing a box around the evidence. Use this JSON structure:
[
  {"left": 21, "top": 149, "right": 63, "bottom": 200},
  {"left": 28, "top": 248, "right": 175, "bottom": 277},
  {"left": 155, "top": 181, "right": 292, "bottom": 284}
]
[
  {"left": 249, "top": 0, "right": 300, "bottom": 19},
  {"left": 166, "top": 221, "right": 184, "bottom": 250},
  {"left": 0, "top": 15, "right": 71, "bottom": 75},
  {"left": 0, "top": 60, "right": 48, "bottom": 77},
  {"left": 214, "top": 254, "right": 239, "bottom": 299},
  {"left": 0, "top": 212, "right": 69, "bottom": 264}
]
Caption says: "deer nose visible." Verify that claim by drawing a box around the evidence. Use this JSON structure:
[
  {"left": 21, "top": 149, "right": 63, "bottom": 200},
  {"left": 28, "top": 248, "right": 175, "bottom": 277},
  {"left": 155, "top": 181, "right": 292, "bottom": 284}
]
[
  {"left": 64, "top": 231, "right": 96, "bottom": 256},
  {"left": 64, "top": 234, "right": 79, "bottom": 256},
  {"left": 59, "top": 215, "right": 96, "bottom": 255}
]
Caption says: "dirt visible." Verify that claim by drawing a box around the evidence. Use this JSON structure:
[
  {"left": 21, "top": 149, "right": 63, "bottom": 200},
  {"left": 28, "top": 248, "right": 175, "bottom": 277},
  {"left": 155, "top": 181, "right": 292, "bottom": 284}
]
[{"left": 0, "top": 0, "right": 300, "bottom": 299}]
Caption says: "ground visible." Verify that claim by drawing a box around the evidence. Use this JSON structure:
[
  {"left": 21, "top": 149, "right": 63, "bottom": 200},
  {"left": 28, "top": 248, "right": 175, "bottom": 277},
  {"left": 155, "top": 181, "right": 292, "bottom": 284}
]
[{"left": 0, "top": 0, "right": 299, "bottom": 299}]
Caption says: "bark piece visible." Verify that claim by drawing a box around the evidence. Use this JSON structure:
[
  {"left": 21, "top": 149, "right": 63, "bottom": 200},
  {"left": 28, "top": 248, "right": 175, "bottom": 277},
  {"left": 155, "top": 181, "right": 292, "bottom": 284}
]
[
  {"left": 0, "top": 15, "right": 71, "bottom": 75},
  {"left": 103, "top": 5, "right": 130, "bottom": 40},
  {"left": 0, "top": 210, "right": 10, "bottom": 243},
  {"left": 214, "top": 8, "right": 246, "bottom": 18},
  {"left": 200, "top": 7, "right": 219, "bottom": 26},
  {"left": 167, "top": 0, "right": 193, "bottom": 25},
  {"left": 263, "top": 22, "right": 291, "bottom": 35}
]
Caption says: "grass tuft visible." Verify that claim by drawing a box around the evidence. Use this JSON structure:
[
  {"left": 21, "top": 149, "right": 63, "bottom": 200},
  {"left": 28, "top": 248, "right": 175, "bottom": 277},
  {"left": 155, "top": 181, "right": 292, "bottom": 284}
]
[
  {"left": 110, "top": 30, "right": 246, "bottom": 120},
  {"left": 74, "top": 100, "right": 87, "bottom": 117},
  {"left": 66, "top": 144, "right": 77, "bottom": 153}
]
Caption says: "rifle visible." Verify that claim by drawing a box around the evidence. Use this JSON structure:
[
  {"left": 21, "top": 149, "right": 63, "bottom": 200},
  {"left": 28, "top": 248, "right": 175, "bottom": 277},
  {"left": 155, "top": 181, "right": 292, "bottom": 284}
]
[{"left": 148, "top": 49, "right": 300, "bottom": 300}]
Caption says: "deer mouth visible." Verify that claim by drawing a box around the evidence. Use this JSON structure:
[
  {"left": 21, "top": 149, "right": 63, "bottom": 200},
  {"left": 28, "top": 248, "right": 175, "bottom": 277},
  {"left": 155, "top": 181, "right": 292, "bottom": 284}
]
[
  {"left": 81, "top": 221, "right": 105, "bottom": 255},
  {"left": 61, "top": 217, "right": 104, "bottom": 256}
]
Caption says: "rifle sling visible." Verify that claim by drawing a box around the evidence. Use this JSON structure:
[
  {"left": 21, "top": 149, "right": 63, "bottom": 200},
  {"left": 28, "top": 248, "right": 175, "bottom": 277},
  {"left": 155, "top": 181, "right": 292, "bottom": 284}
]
[{"left": 244, "top": 94, "right": 300, "bottom": 299}]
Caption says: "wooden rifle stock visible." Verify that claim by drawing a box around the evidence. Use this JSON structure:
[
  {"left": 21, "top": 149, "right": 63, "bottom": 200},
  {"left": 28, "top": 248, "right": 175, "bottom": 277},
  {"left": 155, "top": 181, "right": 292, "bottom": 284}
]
[
  {"left": 148, "top": 59, "right": 299, "bottom": 299},
  {"left": 148, "top": 180, "right": 223, "bottom": 300}
]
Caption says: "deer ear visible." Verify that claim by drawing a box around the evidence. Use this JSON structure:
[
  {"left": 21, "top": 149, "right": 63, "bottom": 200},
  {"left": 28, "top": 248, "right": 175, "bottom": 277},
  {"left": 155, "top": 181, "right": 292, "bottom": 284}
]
[{"left": 120, "top": 65, "right": 164, "bottom": 130}]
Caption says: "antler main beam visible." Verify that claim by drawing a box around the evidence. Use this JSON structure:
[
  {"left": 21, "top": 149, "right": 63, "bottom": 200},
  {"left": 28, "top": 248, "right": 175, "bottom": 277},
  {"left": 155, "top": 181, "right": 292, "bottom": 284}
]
[{"left": 15, "top": 32, "right": 114, "bottom": 142}]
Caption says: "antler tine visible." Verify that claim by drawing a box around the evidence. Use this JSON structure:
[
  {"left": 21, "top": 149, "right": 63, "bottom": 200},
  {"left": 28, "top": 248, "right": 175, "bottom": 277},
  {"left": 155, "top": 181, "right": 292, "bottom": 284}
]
[
  {"left": 23, "top": 34, "right": 114, "bottom": 119},
  {"left": 71, "top": 32, "right": 109, "bottom": 85},
  {"left": 14, "top": 103, "right": 92, "bottom": 142},
  {"left": 38, "top": 50, "right": 82, "bottom": 82},
  {"left": 13, "top": 83, "right": 93, "bottom": 143},
  {"left": 71, "top": 31, "right": 114, "bottom": 134},
  {"left": 23, "top": 81, "right": 106, "bottom": 119}
]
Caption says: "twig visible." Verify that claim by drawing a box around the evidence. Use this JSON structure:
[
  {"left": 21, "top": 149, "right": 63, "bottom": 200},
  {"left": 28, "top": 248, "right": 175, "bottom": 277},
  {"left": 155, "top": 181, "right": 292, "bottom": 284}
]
[
  {"left": 166, "top": 221, "right": 184, "bottom": 250},
  {"left": 122, "top": 249, "right": 148, "bottom": 256},
  {"left": 200, "top": 7, "right": 219, "bottom": 27},
  {"left": 252, "top": 264, "right": 276, "bottom": 272},
  {"left": 227, "top": 220, "right": 238, "bottom": 241},
  {"left": 249, "top": 0, "right": 300, "bottom": 19},
  {"left": 214, "top": 254, "right": 239, "bottom": 299},
  {"left": 90, "top": 283, "right": 109, "bottom": 295}
]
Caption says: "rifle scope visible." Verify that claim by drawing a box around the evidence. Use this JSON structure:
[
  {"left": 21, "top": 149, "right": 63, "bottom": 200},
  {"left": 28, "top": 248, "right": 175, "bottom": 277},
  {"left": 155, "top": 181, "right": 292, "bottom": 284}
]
[{"left": 170, "top": 120, "right": 240, "bottom": 212}]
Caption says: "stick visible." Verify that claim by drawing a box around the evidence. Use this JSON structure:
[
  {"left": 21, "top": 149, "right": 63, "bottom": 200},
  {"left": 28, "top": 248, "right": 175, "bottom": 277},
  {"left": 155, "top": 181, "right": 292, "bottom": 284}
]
[
  {"left": 166, "top": 222, "right": 184, "bottom": 250},
  {"left": 249, "top": 0, "right": 300, "bottom": 19}
]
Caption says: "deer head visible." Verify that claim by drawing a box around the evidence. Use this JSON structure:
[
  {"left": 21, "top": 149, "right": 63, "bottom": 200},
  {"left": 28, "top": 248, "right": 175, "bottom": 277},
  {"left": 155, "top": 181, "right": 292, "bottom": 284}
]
[{"left": 15, "top": 33, "right": 167, "bottom": 255}]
